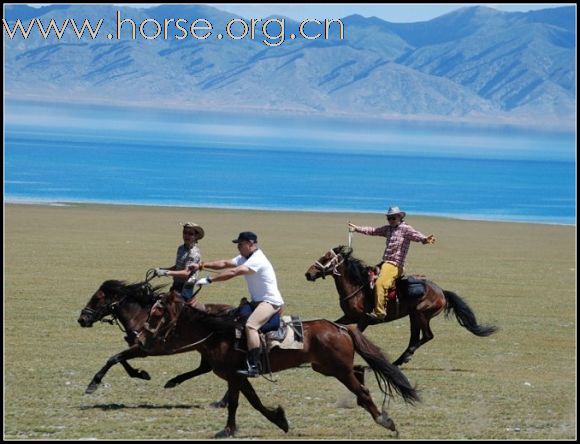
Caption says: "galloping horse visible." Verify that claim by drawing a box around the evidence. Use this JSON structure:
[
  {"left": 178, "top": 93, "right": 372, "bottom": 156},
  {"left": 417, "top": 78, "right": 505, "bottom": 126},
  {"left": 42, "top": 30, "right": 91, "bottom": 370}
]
[
  {"left": 153, "top": 306, "right": 420, "bottom": 437},
  {"left": 77, "top": 279, "right": 231, "bottom": 399},
  {"left": 79, "top": 280, "right": 419, "bottom": 437},
  {"left": 305, "top": 246, "right": 497, "bottom": 366}
]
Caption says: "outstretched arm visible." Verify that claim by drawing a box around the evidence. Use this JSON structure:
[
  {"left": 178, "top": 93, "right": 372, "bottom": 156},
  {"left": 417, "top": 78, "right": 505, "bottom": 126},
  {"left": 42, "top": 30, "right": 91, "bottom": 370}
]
[
  {"left": 195, "top": 265, "right": 253, "bottom": 286},
  {"left": 422, "top": 234, "right": 436, "bottom": 245},
  {"left": 189, "top": 259, "right": 237, "bottom": 272},
  {"left": 348, "top": 222, "right": 388, "bottom": 236}
]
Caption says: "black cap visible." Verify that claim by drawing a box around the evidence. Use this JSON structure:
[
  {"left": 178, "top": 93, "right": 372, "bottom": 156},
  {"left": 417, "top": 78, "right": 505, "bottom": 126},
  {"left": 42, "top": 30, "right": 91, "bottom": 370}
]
[{"left": 232, "top": 231, "right": 258, "bottom": 243}]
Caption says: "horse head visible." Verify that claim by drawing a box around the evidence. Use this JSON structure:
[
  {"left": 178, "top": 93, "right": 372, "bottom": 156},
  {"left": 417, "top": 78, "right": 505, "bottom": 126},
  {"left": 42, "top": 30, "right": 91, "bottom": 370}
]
[
  {"left": 78, "top": 280, "right": 127, "bottom": 327},
  {"left": 78, "top": 280, "right": 161, "bottom": 327},
  {"left": 305, "top": 246, "right": 352, "bottom": 281}
]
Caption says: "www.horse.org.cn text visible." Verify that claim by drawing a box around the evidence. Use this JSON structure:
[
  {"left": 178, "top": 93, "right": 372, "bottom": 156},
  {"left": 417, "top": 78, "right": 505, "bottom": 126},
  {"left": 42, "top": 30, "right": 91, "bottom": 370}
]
[{"left": 3, "top": 10, "right": 345, "bottom": 47}]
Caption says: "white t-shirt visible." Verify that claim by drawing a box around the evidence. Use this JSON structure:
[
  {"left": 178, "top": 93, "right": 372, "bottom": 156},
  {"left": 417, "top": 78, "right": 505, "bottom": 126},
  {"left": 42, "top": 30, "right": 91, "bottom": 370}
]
[{"left": 233, "top": 249, "right": 284, "bottom": 306}]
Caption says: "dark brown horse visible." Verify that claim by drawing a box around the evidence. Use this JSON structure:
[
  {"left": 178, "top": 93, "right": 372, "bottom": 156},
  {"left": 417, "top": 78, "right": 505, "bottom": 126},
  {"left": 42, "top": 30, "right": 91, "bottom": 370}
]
[
  {"left": 77, "top": 279, "right": 231, "bottom": 401},
  {"left": 157, "top": 306, "right": 420, "bottom": 437},
  {"left": 305, "top": 246, "right": 497, "bottom": 366}
]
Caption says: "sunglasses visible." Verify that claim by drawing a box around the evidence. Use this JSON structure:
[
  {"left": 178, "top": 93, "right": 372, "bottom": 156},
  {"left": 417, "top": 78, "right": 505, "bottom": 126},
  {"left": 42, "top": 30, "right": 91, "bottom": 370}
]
[
  {"left": 387, "top": 216, "right": 397, "bottom": 221},
  {"left": 183, "top": 231, "right": 197, "bottom": 236}
]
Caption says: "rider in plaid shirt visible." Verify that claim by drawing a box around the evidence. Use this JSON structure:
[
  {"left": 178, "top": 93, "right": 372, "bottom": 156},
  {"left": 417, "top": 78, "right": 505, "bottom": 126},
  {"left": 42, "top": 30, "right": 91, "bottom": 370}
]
[{"left": 348, "top": 206, "right": 436, "bottom": 321}]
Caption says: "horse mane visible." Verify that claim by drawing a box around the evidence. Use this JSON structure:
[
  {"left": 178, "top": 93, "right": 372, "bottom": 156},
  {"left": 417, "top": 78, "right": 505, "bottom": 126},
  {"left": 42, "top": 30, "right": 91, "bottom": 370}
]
[
  {"left": 333, "top": 246, "right": 374, "bottom": 298},
  {"left": 101, "top": 279, "right": 167, "bottom": 306}
]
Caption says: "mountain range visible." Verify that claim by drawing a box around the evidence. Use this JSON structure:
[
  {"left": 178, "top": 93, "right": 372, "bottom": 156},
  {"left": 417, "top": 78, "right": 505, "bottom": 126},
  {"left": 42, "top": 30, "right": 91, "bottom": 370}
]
[{"left": 3, "top": 4, "right": 576, "bottom": 129}]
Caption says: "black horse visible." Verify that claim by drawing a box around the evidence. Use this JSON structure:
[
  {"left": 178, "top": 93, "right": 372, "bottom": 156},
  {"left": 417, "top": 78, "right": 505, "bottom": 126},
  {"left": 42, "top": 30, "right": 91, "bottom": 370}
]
[{"left": 78, "top": 279, "right": 231, "bottom": 402}]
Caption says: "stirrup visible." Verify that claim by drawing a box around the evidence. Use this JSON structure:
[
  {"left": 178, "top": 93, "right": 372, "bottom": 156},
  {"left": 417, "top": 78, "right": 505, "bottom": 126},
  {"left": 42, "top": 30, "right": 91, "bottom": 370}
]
[
  {"left": 236, "top": 366, "right": 260, "bottom": 378},
  {"left": 365, "top": 312, "right": 386, "bottom": 323}
]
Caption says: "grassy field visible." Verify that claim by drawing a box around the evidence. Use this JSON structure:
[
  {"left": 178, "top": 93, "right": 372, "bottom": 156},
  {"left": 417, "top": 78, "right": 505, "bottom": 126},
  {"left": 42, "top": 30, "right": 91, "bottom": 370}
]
[{"left": 4, "top": 203, "right": 576, "bottom": 440}]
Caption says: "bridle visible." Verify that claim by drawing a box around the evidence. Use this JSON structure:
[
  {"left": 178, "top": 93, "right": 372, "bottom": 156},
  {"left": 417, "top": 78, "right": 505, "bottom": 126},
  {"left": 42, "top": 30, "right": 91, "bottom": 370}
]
[
  {"left": 312, "top": 249, "right": 365, "bottom": 302},
  {"left": 312, "top": 249, "right": 345, "bottom": 279},
  {"left": 80, "top": 288, "right": 131, "bottom": 332}
]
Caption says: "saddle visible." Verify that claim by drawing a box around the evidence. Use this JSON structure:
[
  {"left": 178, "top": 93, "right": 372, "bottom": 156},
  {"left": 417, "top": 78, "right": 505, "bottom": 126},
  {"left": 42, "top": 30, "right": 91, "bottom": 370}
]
[
  {"left": 395, "top": 275, "right": 428, "bottom": 300},
  {"left": 368, "top": 266, "right": 427, "bottom": 301},
  {"left": 234, "top": 300, "right": 304, "bottom": 352}
]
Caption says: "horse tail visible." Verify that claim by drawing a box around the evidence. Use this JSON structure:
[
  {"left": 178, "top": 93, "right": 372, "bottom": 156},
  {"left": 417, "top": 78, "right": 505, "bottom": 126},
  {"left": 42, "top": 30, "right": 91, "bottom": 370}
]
[
  {"left": 346, "top": 326, "right": 420, "bottom": 405},
  {"left": 443, "top": 290, "right": 498, "bottom": 337}
]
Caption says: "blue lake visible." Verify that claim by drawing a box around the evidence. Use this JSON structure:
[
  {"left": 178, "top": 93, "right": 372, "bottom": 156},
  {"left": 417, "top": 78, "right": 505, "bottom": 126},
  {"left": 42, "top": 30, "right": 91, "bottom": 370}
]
[{"left": 4, "top": 101, "right": 576, "bottom": 225}]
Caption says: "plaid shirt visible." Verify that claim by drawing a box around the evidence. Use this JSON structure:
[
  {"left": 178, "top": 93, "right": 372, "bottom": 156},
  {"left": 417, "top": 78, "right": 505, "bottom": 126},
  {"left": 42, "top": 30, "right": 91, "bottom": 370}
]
[
  {"left": 173, "top": 243, "right": 201, "bottom": 285},
  {"left": 358, "top": 222, "right": 428, "bottom": 268}
]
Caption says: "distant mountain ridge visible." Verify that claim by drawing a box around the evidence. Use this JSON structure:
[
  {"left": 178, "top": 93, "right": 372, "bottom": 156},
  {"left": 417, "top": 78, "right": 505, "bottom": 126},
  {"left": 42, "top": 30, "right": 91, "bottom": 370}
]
[{"left": 3, "top": 4, "right": 576, "bottom": 129}]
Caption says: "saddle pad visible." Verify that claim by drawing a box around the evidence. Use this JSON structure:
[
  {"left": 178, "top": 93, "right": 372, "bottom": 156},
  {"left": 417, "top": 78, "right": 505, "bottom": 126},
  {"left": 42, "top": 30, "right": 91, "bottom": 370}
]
[{"left": 266, "top": 315, "right": 304, "bottom": 351}]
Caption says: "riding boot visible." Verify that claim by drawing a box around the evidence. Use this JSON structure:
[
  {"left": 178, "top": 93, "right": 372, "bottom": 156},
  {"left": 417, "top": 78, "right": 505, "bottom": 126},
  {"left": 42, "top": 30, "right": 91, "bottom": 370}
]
[{"left": 237, "top": 347, "right": 261, "bottom": 377}]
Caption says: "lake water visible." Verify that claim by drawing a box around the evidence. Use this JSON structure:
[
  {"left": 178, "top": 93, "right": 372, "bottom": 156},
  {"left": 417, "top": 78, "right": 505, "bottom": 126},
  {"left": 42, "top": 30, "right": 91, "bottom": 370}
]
[{"left": 4, "top": 101, "right": 576, "bottom": 225}]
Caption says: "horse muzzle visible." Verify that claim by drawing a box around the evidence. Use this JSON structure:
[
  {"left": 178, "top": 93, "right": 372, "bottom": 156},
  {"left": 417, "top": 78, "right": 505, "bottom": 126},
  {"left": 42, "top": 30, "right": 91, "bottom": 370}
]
[
  {"left": 78, "top": 316, "right": 94, "bottom": 327},
  {"left": 304, "top": 271, "right": 321, "bottom": 281}
]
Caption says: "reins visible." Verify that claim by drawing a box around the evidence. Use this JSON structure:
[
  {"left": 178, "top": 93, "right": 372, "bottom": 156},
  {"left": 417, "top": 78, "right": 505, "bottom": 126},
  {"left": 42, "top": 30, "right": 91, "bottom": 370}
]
[
  {"left": 340, "top": 284, "right": 366, "bottom": 302},
  {"left": 171, "top": 332, "right": 215, "bottom": 352},
  {"left": 313, "top": 250, "right": 366, "bottom": 302}
]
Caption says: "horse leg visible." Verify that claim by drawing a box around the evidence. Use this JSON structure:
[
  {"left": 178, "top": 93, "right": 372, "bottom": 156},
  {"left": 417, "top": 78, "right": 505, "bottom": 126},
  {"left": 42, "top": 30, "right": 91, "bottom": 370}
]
[
  {"left": 164, "top": 356, "right": 229, "bottom": 408},
  {"left": 214, "top": 379, "right": 241, "bottom": 438},
  {"left": 393, "top": 314, "right": 422, "bottom": 366},
  {"left": 239, "top": 378, "right": 289, "bottom": 433},
  {"left": 120, "top": 360, "right": 151, "bottom": 380},
  {"left": 341, "top": 371, "right": 397, "bottom": 433},
  {"left": 164, "top": 355, "right": 213, "bottom": 388},
  {"left": 354, "top": 364, "right": 366, "bottom": 386},
  {"left": 313, "top": 363, "right": 397, "bottom": 434},
  {"left": 85, "top": 345, "right": 147, "bottom": 394}
]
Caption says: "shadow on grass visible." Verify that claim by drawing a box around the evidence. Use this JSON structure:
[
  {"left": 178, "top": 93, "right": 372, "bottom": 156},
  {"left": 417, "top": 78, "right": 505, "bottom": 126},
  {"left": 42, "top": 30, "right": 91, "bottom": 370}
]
[
  {"left": 80, "top": 403, "right": 207, "bottom": 410},
  {"left": 404, "top": 368, "right": 474, "bottom": 372}
]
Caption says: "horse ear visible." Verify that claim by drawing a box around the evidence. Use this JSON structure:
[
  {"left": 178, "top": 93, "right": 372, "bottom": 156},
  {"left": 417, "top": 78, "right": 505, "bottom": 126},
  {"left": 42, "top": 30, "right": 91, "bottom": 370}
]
[{"left": 336, "top": 245, "right": 352, "bottom": 257}]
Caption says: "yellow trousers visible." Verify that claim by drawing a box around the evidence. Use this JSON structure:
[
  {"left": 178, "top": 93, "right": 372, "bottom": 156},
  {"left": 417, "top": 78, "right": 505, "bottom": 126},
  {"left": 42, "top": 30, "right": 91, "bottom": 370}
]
[{"left": 373, "top": 262, "right": 402, "bottom": 316}]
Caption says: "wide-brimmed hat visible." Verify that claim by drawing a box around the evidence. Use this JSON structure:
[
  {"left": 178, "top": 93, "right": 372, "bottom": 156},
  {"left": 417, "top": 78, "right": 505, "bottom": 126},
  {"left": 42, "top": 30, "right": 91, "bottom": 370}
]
[
  {"left": 180, "top": 222, "right": 205, "bottom": 240},
  {"left": 386, "top": 206, "right": 406, "bottom": 218},
  {"left": 232, "top": 231, "right": 258, "bottom": 243}
]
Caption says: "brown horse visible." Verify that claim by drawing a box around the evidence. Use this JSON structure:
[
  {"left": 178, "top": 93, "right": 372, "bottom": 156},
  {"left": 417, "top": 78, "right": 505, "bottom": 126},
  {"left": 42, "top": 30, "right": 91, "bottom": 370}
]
[
  {"left": 79, "top": 280, "right": 419, "bottom": 437},
  {"left": 77, "top": 279, "right": 231, "bottom": 402},
  {"left": 153, "top": 305, "right": 420, "bottom": 437},
  {"left": 305, "top": 246, "right": 497, "bottom": 366}
]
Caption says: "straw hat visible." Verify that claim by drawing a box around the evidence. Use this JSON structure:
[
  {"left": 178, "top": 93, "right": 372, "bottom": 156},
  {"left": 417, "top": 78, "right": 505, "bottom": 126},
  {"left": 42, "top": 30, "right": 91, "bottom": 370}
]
[{"left": 180, "top": 222, "right": 205, "bottom": 240}]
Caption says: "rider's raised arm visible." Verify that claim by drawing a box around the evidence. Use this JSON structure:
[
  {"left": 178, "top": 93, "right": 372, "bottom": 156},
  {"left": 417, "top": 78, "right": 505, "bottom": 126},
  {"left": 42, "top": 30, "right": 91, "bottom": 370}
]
[
  {"left": 210, "top": 265, "right": 252, "bottom": 283},
  {"left": 191, "top": 258, "right": 237, "bottom": 272}
]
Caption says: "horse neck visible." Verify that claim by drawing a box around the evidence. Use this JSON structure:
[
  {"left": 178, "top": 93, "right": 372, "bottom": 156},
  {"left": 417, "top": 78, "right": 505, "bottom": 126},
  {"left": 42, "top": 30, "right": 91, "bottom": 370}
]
[
  {"left": 333, "top": 264, "right": 364, "bottom": 302},
  {"left": 115, "top": 299, "right": 150, "bottom": 332},
  {"left": 173, "top": 308, "right": 224, "bottom": 349}
]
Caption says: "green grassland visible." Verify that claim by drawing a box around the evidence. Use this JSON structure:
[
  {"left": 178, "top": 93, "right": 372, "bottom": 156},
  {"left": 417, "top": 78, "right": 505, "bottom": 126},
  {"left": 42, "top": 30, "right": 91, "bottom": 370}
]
[{"left": 4, "top": 203, "right": 576, "bottom": 439}]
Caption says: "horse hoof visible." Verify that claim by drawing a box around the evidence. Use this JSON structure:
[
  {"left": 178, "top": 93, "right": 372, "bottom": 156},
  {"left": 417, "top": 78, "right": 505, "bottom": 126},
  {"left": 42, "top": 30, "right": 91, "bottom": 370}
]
[
  {"left": 214, "top": 427, "right": 235, "bottom": 438},
  {"left": 85, "top": 384, "right": 98, "bottom": 394},
  {"left": 377, "top": 413, "right": 396, "bottom": 432},
  {"left": 164, "top": 380, "right": 177, "bottom": 389},
  {"left": 139, "top": 371, "right": 151, "bottom": 380},
  {"left": 208, "top": 400, "right": 228, "bottom": 409},
  {"left": 275, "top": 406, "right": 289, "bottom": 432}
]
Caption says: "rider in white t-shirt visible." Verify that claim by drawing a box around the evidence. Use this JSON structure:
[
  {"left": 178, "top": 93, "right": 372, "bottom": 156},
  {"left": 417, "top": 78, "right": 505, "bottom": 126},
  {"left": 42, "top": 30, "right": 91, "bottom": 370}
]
[{"left": 190, "top": 231, "right": 284, "bottom": 377}]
